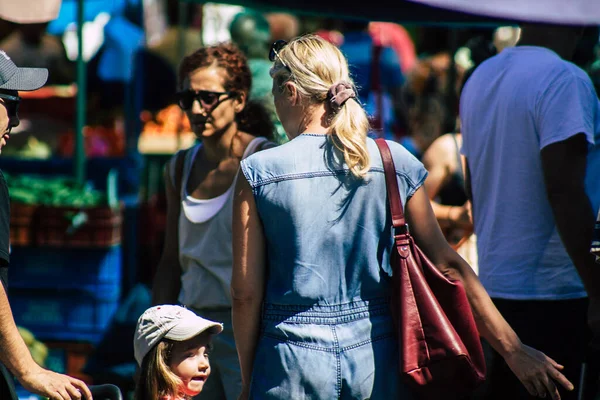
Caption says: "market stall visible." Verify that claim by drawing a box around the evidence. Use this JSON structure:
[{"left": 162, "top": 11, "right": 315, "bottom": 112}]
[
  {"left": 3, "top": 0, "right": 598, "bottom": 396},
  {"left": 0, "top": 1, "right": 140, "bottom": 387}
]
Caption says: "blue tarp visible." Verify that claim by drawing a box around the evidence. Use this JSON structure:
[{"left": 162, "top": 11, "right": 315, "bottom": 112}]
[
  {"left": 47, "top": 0, "right": 141, "bottom": 35},
  {"left": 98, "top": 15, "right": 145, "bottom": 82}
]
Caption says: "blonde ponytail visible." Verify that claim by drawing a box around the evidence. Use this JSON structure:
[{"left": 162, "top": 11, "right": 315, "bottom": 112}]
[
  {"left": 329, "top": 98, "right": 371, "bottom": 179},
  {"left": 272, "top": 34, "right": 372, "bottom": 178}
]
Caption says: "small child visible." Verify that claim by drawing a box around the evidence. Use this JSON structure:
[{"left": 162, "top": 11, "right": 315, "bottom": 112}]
[{"left": 133, "top": 305, "right": 223, "bottom": 400}]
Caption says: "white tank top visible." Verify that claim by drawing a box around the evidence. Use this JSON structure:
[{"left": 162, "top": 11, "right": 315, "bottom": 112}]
[{"left": 169, "top": 137, "right": 270, "bottom": 309}]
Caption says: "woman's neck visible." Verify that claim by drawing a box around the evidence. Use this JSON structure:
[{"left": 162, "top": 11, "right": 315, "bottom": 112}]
[
  {"left": 298, "top": 105, "right": 329, "bottom": 135},
  {"left": 202, "top": 123, "right": 240, "bottom": 162}
]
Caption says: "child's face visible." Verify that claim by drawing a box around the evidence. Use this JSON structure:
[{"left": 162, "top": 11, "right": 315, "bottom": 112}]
[{"left": 169, "top": 332, "right": 212, "bottom": 396}]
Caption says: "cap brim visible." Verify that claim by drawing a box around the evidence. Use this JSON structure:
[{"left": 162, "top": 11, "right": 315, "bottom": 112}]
[
  {"left": 164, "top": 317, "right": 223, "bottom": 342},
  {"left": 0, "top": 67, "right": 48, "bottom": 91}
]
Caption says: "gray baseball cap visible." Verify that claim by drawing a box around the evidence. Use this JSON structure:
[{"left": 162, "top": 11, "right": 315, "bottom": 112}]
[
  {"left": 0, "top": 49, "right": 48, "bottom": 91},
  {"left": 134, "top": 305, "right": 223, "bottom": 366}
]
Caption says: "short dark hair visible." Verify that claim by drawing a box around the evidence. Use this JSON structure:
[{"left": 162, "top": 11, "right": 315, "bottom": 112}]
[
  {"left": 178, "top": 43, "right": 275, "bottom": 140},
  {"left": 178, "top": 43, "right": 252, "bottom": 96}
]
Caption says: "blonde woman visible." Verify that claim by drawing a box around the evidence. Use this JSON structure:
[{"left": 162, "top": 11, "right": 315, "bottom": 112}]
[{"left": 231, "top": 35, "right": 573, "bottom": 400}]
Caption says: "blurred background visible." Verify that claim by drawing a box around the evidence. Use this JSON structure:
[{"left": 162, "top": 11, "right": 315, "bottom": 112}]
[{"left": 0, "top": 0, "right": 597, "bottom": 399}]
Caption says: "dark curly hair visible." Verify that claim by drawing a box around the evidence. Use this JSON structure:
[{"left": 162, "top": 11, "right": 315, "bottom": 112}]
[
  {"left": 178, "top": 42, "right": 252, "bottom": 95},
  {"left": 178, "top": 43, "right": 274, "bottom": 140}
]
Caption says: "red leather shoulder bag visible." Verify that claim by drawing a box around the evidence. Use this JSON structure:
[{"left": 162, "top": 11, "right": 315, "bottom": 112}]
[{"left": 375, "top": 138, "right": 486, "bottom": 399}]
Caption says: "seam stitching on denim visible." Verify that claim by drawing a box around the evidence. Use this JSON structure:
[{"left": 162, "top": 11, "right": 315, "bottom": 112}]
[
  {"left": 249, "top": 168, "right": 419, "bottom": 190},
  {"left": 331, "top": 325, "right": 342, "bottom": 399},
  {"left": 260, "top": 333, "right": 336, "bottom": 352},
  {"left": 340, "top": 333, "right": 395, "bottom": 351}
]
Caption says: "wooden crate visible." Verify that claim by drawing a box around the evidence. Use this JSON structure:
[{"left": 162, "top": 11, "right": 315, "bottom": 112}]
[
  {"left": 10, "top": 203, "right": 37, "bottom": 246},
  {"left": 10, "top": 203, "right": 123, "bottom": 248}
]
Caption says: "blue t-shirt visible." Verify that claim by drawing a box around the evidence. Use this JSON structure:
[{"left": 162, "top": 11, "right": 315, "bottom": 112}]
[
  {"left": 340, "top": 32, "right": 404, "bottom": 138},
  {"left": 460, "top": 46, "right": 600, "bottom": 300}
]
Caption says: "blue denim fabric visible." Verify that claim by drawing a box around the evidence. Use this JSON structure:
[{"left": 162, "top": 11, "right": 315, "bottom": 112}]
[
  {"left": 240, "top": 134, "right": 427, "bottom": 399},
  {"left": 191, "top": 308, "right": 241, "bottom": 400},
  {"left": 250, "top": 299, "right": 414, "bottom": 400}
]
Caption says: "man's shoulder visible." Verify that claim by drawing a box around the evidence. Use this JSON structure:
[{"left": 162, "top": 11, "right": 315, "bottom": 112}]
[
  {"left": 510, "top": 47, "right": 590, "bottom": 85},
  {"left": 557, "top": 60, "right": 595, "bottom": 86},
  {"left": 465, "top": 47, "right": 592, "bottom": 99},
  {"left": 474, "top": 47, "right": 571, "bottom": 75}
]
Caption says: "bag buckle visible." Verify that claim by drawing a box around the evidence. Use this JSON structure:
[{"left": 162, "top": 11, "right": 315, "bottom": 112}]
[{"left": 394, "top": 224, "right": 409, "bottom": 236}]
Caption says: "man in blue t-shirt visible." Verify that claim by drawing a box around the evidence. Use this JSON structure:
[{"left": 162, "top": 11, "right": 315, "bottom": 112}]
[{"left": 460, "top": 24, "right": 600, "bottom": 400}]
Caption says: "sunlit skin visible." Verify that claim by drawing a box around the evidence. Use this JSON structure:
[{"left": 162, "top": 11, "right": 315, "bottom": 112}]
[
  {"left": 270, "top": 73, "right": 329, "bottom": 140},
  {"left": 178, "top": 63, "right": 258, "bottom": 202},
  {"left": 271, "top": 78, "right": 306, "bottom": 140},
  {"left": 169, "top": 333, "right": 213, "bottom": 397},
  {"left": 182, "top": 64, "right": 245, "bottom": 141},
  {"left": 0, "top": 98, "right": 10, "bottom": 152}
]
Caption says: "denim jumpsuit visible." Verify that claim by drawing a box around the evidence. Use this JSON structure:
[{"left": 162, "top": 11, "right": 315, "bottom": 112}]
[{"left": 240, "top": 134, "right": 427, "bottom": 400}]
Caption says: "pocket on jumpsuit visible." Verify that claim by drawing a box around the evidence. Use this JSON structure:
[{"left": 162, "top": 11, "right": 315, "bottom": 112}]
[{"left": 249, "top": 322, "right": 337, "bottom": 399}]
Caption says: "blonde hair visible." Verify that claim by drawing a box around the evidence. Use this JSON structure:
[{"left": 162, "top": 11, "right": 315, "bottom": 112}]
[
  {"left": 135, "top": 341, "right": 184, "bottom": 400},
  {"left": 271, "top": 34, "right": 371, "bottom": 178}
]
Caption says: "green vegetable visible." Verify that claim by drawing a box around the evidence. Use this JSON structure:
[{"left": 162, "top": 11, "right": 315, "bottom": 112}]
[{"left": 5, "top": 173, "right": 109, "bottom": 208}]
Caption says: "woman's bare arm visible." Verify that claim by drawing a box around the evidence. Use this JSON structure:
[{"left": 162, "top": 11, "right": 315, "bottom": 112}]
[
  {"left": 422, "top": 134, "right": 471, "bottom": 230},
  {"left": 405, "top": 187, "right": 573, "bottom": 399},
  {"left": 152, "top": 165, "right": 183, "bottom": 305},
  {"left": 422, "top": 134, "right": 453, "bottom": 201},
  {"left": 231, "top": 175, "right": 266, "bottom": 394}
]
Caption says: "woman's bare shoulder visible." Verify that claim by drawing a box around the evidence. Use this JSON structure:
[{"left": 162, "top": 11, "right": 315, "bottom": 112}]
[{"left": 422, "top": 133, "right": 457, "bottom": 168}]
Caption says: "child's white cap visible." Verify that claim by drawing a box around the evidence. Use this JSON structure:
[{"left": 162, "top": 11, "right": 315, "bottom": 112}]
[{"left": 134, "top": 305, "right": 223, "bottom": 366}]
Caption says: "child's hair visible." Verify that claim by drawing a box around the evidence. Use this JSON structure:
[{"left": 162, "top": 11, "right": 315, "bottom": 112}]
[
  {"left": 271, "top": 34, "right": 371, "bottom": 179},
  {"left": 135, "top": 341, "right": 182, "bottom": 400},
  {"left": 133, "top": 304, "right": 223, "bottom": 400}
]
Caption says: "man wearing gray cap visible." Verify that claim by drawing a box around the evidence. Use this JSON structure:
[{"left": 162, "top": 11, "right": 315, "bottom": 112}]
[{"left": 0, "top": 50, "right": 92, "bottom": 400}]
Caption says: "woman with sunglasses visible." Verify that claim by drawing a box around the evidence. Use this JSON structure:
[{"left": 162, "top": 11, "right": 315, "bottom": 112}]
[
  {"left": 152, "top": 43, "right": 276, "bottom": 400},
  {"left": 231, "top": 35, "right": 573, "bottom": 400}
]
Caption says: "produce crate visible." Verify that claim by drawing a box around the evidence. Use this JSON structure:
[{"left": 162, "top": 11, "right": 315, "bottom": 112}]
[
  {"left": 35, "top": 204, "right": 123, "bottom": 248},
  {"left": 7, "top": 172, "right": 123, "bottom": 248},
  {"left": 8, "top": 246, "right": 122, "bottom": 294},
  {"left": 7, "top": 246, "right": 122, "bottom": 344},
  {"left": 10, "top": 204, "right": 123, "bottom": 248},
  {"left": 9, "top": 285, "right": 120, "bottom": 344},
  {"left": 10, "top": 203, "right": 37, "bottom": 247}
]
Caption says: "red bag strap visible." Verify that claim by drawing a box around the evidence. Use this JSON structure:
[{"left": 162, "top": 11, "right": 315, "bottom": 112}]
[{"left": 375, "top": 138, "right": 408, "bottom": 233}]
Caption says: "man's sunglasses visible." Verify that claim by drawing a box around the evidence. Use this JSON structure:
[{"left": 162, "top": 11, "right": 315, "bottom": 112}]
[
  {"left": 0, "top": 92, "right": 21, "bottom": 131},
  {"left": 176, "top": 89, "right": 235, "bottom": 111},
  {"left": 0, "top": 92, "right": 20, "bottom": 115},
  {"left": 269, "top": 40, "right": 291, "bottom": 72}
]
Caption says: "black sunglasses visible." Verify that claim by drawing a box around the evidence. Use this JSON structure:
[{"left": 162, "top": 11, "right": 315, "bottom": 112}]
[
  {"left": 0, "top": 92, "right": 20, "bottom": 114},
  {"left": 0, "top": 92, "right": 21, "bottom": 131},
  {"left": 269, "top": 40, "right": 291, "bottom": 72},
  {"left": 176, "top": 89, "right": 235, "bottom": 111}
]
